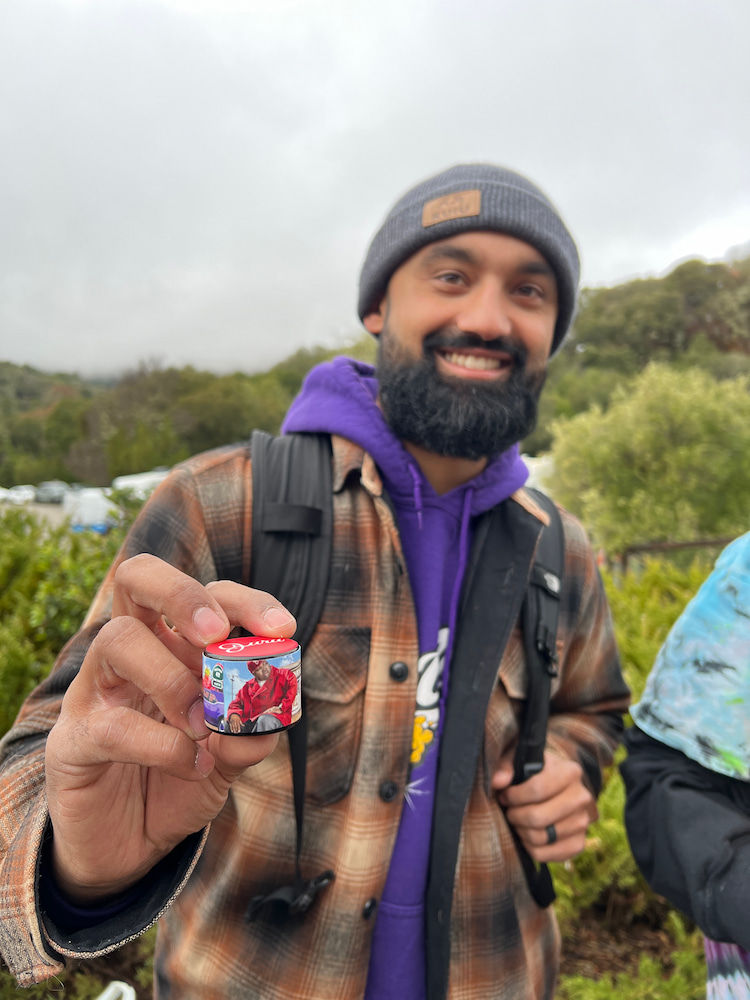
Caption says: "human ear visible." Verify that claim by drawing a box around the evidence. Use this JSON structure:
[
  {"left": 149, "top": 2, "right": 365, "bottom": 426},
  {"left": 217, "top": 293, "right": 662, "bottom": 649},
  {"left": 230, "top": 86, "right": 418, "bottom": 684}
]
[{"left": 362, "top": 299, "right": 385, "bottom": 335}]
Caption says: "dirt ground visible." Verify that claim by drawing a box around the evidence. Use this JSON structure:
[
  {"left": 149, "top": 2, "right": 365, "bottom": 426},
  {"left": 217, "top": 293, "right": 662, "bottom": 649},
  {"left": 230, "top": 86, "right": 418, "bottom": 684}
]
[
  {"left": 558, "top": 891, "right": 707, "bottom": 987},
  {"left": 560, "top": 913, "right": 677, "bottom": 980},
  {"left": 18, "top": 500, "right": 71, "bottom": 528}
]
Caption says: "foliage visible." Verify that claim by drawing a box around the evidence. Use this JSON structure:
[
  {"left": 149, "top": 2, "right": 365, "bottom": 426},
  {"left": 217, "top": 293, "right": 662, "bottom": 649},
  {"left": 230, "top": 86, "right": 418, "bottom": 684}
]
[
  {"left": 571, "top": 256, "right": 750, "bottom": 368},
  {"left": 3, "top": 250, "right": 749, "bottom": 483},
  {"left": 522, "top": 252, "right": 750, "bottom": 456},
  {"left": 550, "top": 557, "right": 713, "bottom": 992},
  {"left": 553, "top": 753, "right": 647, "bottom": 933},
  {"left": 601, "top": 558, "right": 712, "bottom": 704},
  {"left": 572, "top": 279, "right": 685, "bottom": 371},
  {"left": 558, "top": 936, "right": 706, "bottom": 999},
  {"left": 549, "top": 363, "right": 750, "bottom": 553},
  {"left": 0, "top": 336, "right": 377, "bottom": 488},
  {"left": 0, "top": 929, "right": 155, "bottom": 998},
  {"left": 0, "top": 509, "right": 128, "bottom": 735}
]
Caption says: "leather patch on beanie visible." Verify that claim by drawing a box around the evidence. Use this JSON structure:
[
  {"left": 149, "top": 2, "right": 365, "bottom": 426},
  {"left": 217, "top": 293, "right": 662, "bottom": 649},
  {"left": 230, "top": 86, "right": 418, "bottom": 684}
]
[{"left": 422, "top": 189, "right": 481, "bottom": 227}]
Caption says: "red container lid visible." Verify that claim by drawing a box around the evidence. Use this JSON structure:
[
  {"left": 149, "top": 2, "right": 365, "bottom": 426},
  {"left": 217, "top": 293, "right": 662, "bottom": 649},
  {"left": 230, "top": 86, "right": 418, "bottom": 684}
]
[{"left": 204, "top": 635, "right": 299, "bottom": 659}]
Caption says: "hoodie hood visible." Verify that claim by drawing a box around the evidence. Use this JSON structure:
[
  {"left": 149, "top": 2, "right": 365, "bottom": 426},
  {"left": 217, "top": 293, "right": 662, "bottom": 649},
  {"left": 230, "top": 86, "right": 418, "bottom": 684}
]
[{"left": 282, "top": 356, "right": 529, "bottom": 515}]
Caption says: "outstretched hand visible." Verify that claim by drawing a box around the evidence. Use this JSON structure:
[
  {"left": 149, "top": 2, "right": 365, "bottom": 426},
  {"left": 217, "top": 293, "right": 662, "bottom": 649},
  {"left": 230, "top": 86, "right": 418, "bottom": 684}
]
[
  {"left": 45, "top": 554, "right": 296, "bottom": 904},
  {"left": 491, "top": 750, "right": 598, "bottom": 863}
]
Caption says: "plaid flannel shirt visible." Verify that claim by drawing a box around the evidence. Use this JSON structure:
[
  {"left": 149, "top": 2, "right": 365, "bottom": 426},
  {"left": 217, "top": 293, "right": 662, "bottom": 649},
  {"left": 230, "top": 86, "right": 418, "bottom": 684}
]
[{"left": 0, "top": 435, "right": 629, "bottom": 998}]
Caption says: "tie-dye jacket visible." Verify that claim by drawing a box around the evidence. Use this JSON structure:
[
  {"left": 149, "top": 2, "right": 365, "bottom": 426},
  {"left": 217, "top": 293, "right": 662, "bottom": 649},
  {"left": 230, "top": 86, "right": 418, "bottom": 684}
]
[{"left": 625, "top": 532, "right": 750, "bottom": 1000}]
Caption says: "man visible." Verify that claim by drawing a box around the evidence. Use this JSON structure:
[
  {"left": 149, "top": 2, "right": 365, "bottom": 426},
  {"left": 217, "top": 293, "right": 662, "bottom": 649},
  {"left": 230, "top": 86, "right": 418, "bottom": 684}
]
[
  {"left": 0, "top": 164, "right": 629, "bottom": 999},
  {"left": 226, "top": 658, "right": 297, "bottom": 733}
]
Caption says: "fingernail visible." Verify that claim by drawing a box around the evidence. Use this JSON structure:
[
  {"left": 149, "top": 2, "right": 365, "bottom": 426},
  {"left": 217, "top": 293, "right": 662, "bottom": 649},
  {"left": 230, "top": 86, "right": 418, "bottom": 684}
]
[
  {"left": 193, "top": 606, "right": 226, "bottom": 642},
  {"left": 263, "top": 606, "right": 295, "bottom": 630},
  {"left": 188, "top": 698, "right": 209, "bottom": 738}
]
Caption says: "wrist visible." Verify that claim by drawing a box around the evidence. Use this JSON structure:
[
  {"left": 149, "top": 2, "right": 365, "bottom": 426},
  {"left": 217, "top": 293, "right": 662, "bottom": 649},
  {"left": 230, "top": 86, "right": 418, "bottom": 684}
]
[{"left": 50, "top": 839, "right": 154, "bottom": 905}]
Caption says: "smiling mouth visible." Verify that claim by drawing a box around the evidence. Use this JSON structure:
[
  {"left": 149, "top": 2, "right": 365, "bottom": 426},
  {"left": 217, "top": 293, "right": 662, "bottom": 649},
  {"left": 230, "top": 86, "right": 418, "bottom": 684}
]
[{"left": 436, "top": 349, "right": 513, "bottom": 376}]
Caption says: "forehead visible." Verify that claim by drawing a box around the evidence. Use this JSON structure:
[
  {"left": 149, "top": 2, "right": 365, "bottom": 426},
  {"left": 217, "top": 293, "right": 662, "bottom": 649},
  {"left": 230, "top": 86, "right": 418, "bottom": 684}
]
[{"left": 405, "top": 230, "right": 554, "bottom": 272}]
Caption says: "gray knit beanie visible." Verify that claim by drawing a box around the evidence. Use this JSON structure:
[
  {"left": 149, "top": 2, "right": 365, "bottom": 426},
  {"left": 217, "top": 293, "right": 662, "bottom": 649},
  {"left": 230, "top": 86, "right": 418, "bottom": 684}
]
[{"left": 358, "top": 163, "right": 580, "bottom": 354}]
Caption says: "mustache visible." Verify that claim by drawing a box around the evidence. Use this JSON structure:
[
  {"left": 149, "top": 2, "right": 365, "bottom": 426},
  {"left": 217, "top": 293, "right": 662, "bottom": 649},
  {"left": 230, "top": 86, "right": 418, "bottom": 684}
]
[{"left": 422, "top": 328, "right": 529, "bottom": 366}]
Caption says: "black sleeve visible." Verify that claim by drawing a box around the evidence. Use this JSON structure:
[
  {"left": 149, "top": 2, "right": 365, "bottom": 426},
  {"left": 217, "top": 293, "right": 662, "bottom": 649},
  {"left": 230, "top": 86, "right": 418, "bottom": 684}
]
[
  {"left": 39, "top": 822, "right": 205, "bottom": 955},
  {"left": 621, "top": 725, "right": 750, "bottom": 950}
]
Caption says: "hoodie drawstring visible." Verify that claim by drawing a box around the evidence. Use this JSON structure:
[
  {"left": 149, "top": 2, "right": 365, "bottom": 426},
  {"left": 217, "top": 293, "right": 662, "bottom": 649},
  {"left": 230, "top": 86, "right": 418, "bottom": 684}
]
[
  {"left": 448, "top": 487, "right": 474, "bottom": 639},
  {"left": 436, "top": 486, "right": 475, "bottom": 718},
  {"left": 407, "top": 461, "right": 425, "bottom": 531}
]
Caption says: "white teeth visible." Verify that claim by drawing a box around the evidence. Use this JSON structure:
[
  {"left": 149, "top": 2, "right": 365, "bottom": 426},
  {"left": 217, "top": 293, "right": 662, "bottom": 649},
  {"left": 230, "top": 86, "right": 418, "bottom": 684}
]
[{"left": 444, "top": 352, "right": 501, "bottom": 371}]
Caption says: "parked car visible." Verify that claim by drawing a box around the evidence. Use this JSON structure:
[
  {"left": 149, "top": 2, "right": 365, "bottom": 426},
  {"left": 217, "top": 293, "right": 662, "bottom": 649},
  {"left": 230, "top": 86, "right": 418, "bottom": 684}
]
[
  {"left": 110, "top": 467, "right": 170, "bottom": 501},
  {"left": 63, "top": 488, "right": 121, "bottom": 534},
  {"left": 7, "top": 484, "right": 36, "bottom": 505},
  {"left": 35, "top": 480, "right": 70, "bottom": 504}
]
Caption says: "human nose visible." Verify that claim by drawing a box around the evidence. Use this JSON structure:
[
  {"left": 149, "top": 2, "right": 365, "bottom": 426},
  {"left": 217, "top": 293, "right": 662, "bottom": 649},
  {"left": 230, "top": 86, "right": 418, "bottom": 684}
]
[{"left": 454, "top": 280, "right": 512, "bottom": 340}]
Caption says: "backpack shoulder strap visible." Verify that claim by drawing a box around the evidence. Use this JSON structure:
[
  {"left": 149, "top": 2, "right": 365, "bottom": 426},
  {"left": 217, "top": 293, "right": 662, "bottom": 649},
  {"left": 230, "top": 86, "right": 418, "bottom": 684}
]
[
  {"left": 245, "top": 429, "right": 335, "bottom": 921},
  {"left": 512, "top": 487, "right": 564, "bottom": 785},
  {"left": 249, "top": 429, "right": 333, "bottom": 645},
  {"left": 510, "top": 487, "right": 564, "bottom": 909}
]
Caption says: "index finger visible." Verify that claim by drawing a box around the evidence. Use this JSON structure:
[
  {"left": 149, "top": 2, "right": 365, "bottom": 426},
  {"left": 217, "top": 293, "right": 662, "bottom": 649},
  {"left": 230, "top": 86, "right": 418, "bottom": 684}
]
[
  {"left": 113, "top": 555, "right": 296, "bottom": 648},
  {"left": 497, "top": 753, "right": 581, "bottom": 807}
]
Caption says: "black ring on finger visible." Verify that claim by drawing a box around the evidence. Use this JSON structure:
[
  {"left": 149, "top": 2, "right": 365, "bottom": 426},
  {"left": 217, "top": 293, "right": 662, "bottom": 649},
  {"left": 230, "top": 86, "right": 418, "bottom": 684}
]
[{"left": 545, "top": 823, "right": 557, "bottom": 845}]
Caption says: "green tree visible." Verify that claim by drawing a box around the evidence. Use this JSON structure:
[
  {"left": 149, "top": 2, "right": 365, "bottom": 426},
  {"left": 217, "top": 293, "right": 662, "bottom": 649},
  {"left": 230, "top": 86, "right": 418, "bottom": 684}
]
[
  {"left": 174, "top": 372, "right": 290, "bottom": 453},
  {"left": 571, "top": 280, "right": 686, "bottom": 371},
  {"left": 549, "top": 363, "right": 750, "bottom": 554}
]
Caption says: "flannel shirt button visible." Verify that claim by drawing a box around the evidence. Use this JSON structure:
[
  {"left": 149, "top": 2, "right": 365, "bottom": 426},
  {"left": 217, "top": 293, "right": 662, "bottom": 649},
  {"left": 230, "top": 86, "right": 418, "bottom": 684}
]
[
  {"left": 379, "top": 780, "right": 399, "bottom": 802},
  {"left": 389, "top": 661, "right": 408, "bottom": 682},
  {"left": 362, "top": 897, "right": 378, "bottom": 919}
]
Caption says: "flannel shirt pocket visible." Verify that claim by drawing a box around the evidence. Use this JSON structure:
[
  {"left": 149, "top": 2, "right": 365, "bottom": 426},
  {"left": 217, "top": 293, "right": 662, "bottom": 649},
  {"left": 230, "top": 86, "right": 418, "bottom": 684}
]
[
  {"left": 483, "top": 628, "right": 531, "bottom": 784},
  {"left": 302, "top": 623, "right": 370, "bottom": 804}
]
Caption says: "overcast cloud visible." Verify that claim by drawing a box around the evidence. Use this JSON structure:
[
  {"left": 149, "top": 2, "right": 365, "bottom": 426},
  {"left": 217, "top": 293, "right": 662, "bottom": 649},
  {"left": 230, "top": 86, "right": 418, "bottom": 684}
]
[{"left": 1, "top": 0, "right": 749, "bottom": 377}]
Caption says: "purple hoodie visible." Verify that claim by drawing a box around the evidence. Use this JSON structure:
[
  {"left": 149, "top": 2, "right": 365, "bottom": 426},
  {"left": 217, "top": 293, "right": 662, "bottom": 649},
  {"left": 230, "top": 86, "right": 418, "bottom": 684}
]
[{"left": 283, "top": 357, "right": 528, "bottom": 999}]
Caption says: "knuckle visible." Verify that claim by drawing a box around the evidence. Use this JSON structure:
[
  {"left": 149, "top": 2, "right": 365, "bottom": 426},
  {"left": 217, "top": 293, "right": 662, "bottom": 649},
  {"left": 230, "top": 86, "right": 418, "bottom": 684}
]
[
  {"left": 560, "top": 756, "right": 582, "bottom": 779},
  {"left": 159, "top": 723, "right": 191, "bottom": 763},
  {"left": 115, "top": 553, "right": 157, "bottom": 586},
  {"left": 525, "top": 805, "right": 544, "bottom": 828},
  {"left": 576, "top": 785, "right": 594, "bottom": 810},
  {"left": 89, "top": 706, "right": 133, "bottom": 753},
  {"left": 158, "top": 660, "right": 198, "bottom": 707},
  {"left": 88, "top": 616, "right": 145, "bottom": 666},
  {"left": 164, "top": 573, "right": 205, "bottom": 608}
]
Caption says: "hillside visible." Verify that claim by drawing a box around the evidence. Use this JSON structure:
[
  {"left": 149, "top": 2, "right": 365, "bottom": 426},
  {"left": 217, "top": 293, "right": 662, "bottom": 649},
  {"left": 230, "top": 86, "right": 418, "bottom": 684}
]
[{"left": 1, "top": 250, "right": 748, "bottom": 487}]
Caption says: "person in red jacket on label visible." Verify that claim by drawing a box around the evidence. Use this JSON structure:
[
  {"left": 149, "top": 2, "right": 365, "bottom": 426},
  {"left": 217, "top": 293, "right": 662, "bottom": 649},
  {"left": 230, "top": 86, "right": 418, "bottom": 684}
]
[{"left": 226, "top": 659, "right": 297, "bottom": 733}]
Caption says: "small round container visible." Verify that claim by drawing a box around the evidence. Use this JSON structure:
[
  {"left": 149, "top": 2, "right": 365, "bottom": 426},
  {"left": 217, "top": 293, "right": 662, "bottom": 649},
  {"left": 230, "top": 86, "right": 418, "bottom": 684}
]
[{"left": 202, "top": 635, "right": 301, "bottom": 735}]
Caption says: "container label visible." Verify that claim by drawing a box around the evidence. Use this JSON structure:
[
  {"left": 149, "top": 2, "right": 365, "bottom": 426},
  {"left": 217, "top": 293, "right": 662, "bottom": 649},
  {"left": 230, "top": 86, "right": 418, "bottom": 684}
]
[{"left": 202, "top": 642, "right": 301, "bottom": 735}]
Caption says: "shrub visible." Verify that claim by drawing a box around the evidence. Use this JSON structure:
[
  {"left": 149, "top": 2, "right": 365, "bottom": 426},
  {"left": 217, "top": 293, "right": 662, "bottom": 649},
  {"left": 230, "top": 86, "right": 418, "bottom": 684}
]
[{"left": 0, "top": 509, "right": 127, "bottom": 736}]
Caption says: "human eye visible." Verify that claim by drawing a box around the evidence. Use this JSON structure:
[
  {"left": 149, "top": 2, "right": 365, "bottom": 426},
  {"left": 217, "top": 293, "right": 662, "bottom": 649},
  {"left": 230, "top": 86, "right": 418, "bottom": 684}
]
[
  {"left": 434, "top": 269, "right": 467, "bottom": 288},
  {"left": 516, "top": 282, "right": 544, "bottom": 299}
]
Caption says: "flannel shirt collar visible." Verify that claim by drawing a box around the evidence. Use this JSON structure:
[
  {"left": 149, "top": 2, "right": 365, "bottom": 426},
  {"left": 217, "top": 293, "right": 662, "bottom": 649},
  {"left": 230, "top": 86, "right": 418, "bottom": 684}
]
[{"left": 331, "top": 435, "right": 384, "bottom": 498}]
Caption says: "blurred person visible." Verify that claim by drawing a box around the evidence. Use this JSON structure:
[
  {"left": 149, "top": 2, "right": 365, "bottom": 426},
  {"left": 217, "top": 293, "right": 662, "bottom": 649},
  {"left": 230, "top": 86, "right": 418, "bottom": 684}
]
[{"left": 622, "top": 532, "right": 750, "bottom": 999}]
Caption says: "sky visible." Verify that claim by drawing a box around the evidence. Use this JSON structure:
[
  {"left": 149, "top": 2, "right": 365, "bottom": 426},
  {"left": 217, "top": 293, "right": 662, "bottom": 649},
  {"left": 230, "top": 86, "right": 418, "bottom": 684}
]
[{"left": 1, "top": 0, "right": 749, "bottom": 378}]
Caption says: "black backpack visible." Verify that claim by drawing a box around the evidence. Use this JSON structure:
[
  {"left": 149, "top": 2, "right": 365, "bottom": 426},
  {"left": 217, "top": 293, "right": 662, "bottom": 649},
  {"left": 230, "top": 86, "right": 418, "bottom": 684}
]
[{"left": 245, "top": 429, "right": 563, "bottom": 919}]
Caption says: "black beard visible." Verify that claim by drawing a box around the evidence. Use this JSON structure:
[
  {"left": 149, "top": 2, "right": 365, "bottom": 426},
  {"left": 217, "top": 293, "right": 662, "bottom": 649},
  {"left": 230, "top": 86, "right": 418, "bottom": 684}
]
[{"left": 376, "top": 327, "right": 546, "bottom": 461}]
